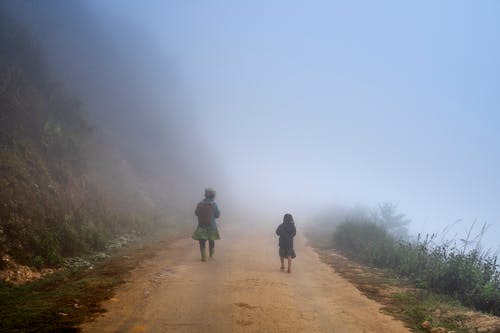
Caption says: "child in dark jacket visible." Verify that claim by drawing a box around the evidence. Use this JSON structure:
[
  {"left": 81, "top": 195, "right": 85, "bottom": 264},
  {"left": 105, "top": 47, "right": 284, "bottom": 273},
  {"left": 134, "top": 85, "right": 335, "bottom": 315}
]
[{"left": 276, "top": 213, "right": 296, "bottom": 273}]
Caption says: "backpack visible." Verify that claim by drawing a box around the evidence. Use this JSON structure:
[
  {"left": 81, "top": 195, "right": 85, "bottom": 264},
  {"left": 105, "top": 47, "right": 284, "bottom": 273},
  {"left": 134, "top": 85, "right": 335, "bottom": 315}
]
[{"left": 197, "top": 201, "right": 213, "bottom": 226}]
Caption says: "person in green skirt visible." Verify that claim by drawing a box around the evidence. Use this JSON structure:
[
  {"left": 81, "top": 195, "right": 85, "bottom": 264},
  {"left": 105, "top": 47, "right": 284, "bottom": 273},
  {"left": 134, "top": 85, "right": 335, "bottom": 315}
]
[{"left": 192, "top": 188, "right": 220, "bottom": 261}]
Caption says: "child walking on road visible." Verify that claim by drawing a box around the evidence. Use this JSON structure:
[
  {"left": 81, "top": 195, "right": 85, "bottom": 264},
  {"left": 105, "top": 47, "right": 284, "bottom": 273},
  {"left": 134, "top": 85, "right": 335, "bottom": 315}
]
[{"left": 276, "top": 213, "right": 296, "bottom": 273}]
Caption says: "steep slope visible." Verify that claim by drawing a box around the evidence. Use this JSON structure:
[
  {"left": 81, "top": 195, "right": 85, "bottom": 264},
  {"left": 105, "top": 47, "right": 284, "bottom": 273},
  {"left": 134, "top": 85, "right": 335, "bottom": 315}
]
[{"left": 0, "top": 5, "right": 207, "bottom": 268}]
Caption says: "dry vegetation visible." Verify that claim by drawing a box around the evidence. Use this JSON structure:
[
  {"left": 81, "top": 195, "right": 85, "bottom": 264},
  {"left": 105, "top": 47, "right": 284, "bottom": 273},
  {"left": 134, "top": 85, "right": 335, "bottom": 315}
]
[
  {"left": 306, "top": 205, "right": 500, "bottom": 333},
  {"left": 0, "top": 8, "right": 172, "bottom": 269},
  {"left": 0, "top": 8, "right": 198, "bottom": 330}
]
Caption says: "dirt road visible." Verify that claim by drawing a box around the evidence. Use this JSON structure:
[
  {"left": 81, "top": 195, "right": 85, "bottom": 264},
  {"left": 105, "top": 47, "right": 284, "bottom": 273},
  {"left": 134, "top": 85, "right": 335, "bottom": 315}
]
[{"left": 81, "top": 226, "right": 410, "bottom": 333}]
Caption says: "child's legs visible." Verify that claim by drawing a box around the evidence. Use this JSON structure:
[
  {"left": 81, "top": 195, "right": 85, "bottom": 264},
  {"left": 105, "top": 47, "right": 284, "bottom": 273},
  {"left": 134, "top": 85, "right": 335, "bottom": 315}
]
[
  {"left": 279, "top": 247, "right": 286, "bottom": 267},
  {"left": 287, "top": 257, "right": 292, "bottom": 272},
  {"left": 198, "top": 239, "right": 206, "bottom": 249}
]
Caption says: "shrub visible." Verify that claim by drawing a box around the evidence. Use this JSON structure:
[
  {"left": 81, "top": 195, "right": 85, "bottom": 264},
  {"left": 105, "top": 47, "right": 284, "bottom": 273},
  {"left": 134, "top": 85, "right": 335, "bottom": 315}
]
[{"left": 332, "top": 220, "right": 500, "bottom": 315}]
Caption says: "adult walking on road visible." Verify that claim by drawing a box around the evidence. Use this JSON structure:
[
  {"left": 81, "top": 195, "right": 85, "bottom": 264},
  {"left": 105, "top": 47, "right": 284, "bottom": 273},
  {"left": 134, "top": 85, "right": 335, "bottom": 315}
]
[{"left": 192, "top": 188, "right": 220, "bottom": 261}]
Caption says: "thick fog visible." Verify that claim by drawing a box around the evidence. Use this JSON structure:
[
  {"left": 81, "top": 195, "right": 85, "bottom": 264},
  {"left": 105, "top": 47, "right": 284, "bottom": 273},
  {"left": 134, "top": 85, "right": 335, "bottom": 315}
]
[
  {"left": 5, "top": 1, "right": 500, "bottom": 248},
  {"left": 3, "top": 1, "right": 226, "bottom": 217}
]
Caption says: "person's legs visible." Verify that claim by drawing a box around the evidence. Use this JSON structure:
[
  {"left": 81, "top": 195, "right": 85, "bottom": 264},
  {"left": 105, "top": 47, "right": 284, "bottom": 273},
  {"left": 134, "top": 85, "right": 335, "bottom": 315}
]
[
  {"left": 287, "top": 257, "right": 292, "bottom": 273},
  {"left": 199, "top": 239, "right": 207, "bottom": 261},
  {"left": 280, "top": 257, "right": 285, "bottom": 270},
  {"left": 209, "top": 240, "right": 215, "bottom": 257}
]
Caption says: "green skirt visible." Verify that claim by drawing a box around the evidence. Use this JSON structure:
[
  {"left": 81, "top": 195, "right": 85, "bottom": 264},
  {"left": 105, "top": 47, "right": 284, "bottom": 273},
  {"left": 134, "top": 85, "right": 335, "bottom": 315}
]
[{"left": 192, "top": 226, "right": 220, "bottom": 240}]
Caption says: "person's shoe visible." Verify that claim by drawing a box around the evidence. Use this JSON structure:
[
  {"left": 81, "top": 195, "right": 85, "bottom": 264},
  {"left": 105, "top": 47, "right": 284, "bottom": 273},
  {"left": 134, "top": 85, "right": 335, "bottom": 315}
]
[
  {"left": 280, "top": 266, "right": 285, "bottom": 271},
  {"left": 200, "top": 248, "right": 207, "bottom": 262},
  {"left": 287, "top": 268, "right": 291, "bottom": 273}
]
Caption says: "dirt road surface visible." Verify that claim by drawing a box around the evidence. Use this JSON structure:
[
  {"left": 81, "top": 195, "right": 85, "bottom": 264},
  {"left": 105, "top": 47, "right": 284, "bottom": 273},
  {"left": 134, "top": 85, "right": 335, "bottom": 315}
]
[{"left": 81, "top": 226, "right": 410, "bottom": 333}]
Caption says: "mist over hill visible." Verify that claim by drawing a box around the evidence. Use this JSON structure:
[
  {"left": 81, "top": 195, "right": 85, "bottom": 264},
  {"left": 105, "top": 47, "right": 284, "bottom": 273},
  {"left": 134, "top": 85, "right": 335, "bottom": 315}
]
[
  {"left": 6, "top": 1, "right": 220, "bottom": 204},
  {"left": 0, "top": 1, "right": 219, "bottom": 266}
]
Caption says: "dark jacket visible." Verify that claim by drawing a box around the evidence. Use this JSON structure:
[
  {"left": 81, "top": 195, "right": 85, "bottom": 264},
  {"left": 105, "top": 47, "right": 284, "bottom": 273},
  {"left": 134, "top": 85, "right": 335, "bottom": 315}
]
[{"left": 276, "top": 221, "right": 296, "bottom": 249}]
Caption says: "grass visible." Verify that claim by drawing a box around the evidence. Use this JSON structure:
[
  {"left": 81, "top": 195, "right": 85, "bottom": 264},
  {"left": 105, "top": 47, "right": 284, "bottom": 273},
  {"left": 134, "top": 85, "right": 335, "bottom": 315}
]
[
  {"left": 306, "top": 206, "right": 500, "bottom": 332},
  {"left": 0, "top": 237, "right": 162, "bottom": 332},
  {"left": 387, "top": 291, "right": 468, "bottom": 332},
  {"left": 331, "top": 220, "right": 500, "bottom": 316},
  {"left": 314, "top": 247, "right": 472, "bottom": 332}
]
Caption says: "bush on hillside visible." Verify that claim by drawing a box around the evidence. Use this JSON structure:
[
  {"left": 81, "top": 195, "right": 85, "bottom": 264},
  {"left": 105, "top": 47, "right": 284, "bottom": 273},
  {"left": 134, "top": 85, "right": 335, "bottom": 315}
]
[{"left": 333, "top": 220, "right": 500, "bottom": 315}]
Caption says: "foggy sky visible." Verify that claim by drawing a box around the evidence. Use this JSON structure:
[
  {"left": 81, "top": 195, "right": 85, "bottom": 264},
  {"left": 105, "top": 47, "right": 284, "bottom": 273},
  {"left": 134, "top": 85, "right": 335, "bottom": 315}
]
[
  {"left": 86, "top": 1, "right": 500, "bottom": 248},
  {"left": 7, "top": 1, "right": 500, "bottom": 248}
]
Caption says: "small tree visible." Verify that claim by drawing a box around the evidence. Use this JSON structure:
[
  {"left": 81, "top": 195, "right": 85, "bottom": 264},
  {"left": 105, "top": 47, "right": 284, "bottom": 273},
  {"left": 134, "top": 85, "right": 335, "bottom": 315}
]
[{"left": 372, "top": 202, "right": 410, "bottom": 239}]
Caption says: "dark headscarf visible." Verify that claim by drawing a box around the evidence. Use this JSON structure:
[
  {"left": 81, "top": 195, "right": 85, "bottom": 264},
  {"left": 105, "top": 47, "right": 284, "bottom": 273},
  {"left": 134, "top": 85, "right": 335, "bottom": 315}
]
[{"left": 283, "top": 213, "right": 294, "bottom": 224}]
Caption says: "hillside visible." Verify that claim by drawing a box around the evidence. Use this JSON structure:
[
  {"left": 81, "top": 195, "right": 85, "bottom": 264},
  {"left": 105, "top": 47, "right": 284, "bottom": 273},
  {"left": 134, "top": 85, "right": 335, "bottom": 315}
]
[{"left": 0, "top": 8, "right": 189, "bottom": 269}]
